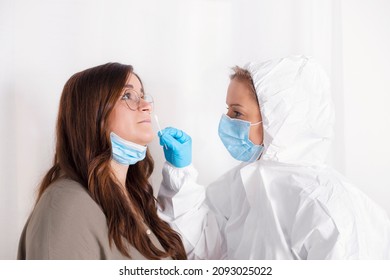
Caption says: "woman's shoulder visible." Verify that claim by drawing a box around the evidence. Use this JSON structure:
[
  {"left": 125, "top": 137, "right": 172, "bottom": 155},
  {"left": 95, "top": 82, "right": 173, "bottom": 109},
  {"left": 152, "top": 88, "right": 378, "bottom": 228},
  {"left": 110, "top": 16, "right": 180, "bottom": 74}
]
[
  {"left": 35, "top": 177, "right": 106, "bottom": 226},
  {"left": 43, "top": 177, "right": 90, "bottom": 198},
  {"left": 289, "top": 167, "right": 389, "bottom": 227},
  {"left": 209, "top": 163, "right": 245, "bottom": 187},
  {"left": 23, "top": 178, "right": 109, "bottom": 259}
]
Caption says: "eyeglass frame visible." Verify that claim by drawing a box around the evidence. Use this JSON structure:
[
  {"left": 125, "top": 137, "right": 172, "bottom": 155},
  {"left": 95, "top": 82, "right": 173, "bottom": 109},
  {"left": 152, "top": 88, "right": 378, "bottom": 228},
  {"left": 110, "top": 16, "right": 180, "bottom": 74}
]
[{"left": 120, "top": 87, "right": 154, "bottom": 111}]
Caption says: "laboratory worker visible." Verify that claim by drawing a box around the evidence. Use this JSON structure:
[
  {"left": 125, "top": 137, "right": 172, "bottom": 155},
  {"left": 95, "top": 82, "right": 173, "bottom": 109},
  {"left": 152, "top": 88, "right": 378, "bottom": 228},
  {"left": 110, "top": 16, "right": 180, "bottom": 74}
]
[{"left": 157, "top": 55, "right": 390, "bottom": 259}]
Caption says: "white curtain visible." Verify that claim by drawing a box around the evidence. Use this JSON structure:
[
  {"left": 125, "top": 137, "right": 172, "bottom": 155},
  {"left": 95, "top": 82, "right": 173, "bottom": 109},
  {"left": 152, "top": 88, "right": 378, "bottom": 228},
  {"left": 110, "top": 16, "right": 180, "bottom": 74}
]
[{"left": 1, "top": 0, "right": 389, "bottom": 259}]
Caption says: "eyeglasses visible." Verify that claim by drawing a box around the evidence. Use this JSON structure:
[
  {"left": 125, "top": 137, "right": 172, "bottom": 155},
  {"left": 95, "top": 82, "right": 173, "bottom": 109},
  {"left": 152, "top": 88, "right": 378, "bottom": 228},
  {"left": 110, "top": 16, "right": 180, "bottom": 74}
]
[{"left": 120, "top": 89, "right": 154, "bottom": 111}]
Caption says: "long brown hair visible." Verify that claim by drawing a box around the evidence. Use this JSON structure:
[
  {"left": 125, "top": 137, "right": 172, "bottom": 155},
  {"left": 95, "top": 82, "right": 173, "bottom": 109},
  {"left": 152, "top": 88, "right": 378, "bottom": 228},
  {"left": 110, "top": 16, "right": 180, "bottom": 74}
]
[{"left": 37, "top": 62, "right": 186, "bottom": 259}]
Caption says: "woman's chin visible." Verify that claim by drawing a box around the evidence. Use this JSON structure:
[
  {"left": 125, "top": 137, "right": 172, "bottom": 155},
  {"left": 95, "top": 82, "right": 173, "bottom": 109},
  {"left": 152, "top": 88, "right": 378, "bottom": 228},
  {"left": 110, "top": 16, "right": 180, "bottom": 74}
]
[{"left": 137, "top": 132, "right": 155, "bottom": 146}]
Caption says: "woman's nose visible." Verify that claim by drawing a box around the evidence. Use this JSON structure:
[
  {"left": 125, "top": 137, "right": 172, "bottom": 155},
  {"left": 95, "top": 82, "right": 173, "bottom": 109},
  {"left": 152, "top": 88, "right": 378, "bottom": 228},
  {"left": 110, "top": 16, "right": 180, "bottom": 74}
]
[{"left": 139, "top": 98, "right": 153, "bottom": 113}]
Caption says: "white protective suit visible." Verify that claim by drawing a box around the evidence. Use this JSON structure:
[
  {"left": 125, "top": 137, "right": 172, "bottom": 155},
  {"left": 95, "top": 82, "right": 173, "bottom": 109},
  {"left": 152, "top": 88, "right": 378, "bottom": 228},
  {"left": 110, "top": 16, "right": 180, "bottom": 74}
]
[{"left": 158, "top": 55, "right": 390, "bottom": 259}]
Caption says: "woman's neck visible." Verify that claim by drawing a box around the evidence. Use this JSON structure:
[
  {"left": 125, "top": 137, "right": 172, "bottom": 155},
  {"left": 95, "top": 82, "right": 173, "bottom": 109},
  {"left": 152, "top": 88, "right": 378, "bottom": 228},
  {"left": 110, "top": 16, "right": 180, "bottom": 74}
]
[{"left": 110, "top": 160, "right": 129, "bottom": 189}]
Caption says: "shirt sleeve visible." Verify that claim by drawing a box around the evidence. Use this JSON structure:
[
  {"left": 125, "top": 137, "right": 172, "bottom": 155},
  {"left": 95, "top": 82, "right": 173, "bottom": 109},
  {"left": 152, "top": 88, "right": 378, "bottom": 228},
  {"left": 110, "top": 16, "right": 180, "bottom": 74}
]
[
  {"left": 157, "top": 162, "right": 227, "bottom": 259},
  {"left": 290, "top": 198, "right": 346, "bottom": 260}
]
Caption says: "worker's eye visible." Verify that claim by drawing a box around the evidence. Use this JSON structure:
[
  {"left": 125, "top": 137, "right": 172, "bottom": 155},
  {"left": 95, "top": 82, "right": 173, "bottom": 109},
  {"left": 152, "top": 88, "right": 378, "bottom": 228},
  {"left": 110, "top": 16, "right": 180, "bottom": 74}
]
[{"left": 233, "top": 111, "right": 243, "bottom": 118}]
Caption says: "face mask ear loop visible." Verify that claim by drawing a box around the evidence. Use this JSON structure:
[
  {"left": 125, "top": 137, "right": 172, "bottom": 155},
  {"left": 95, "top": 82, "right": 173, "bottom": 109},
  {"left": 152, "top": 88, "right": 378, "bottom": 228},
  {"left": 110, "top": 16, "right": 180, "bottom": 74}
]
[{"left": 250, "top": 120, "right": 263, "bottom": 126}]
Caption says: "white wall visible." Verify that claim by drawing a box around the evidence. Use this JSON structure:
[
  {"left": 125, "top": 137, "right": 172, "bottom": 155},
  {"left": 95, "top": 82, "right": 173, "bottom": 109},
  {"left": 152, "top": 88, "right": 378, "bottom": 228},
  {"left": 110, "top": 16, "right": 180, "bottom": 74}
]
[
  {"left": 0, "top": 0, "right": 389, "bottom": 259},
  {"left": 341, "top": 0, "right": 390, "bottom": 217}
]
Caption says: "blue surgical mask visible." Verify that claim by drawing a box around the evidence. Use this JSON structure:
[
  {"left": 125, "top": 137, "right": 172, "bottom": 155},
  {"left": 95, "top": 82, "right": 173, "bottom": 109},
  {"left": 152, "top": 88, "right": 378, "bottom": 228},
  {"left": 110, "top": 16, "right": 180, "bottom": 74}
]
[
  {"left": 218, "top": 114, "right": 264, "bottom": 162},
  {"left": 110, "top": 132, "right": 147, "bottom": 165}
]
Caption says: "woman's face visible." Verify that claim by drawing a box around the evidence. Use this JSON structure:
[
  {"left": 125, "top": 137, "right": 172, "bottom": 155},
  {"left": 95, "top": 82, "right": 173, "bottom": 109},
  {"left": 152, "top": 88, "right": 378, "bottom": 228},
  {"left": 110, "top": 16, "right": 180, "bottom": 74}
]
[
  {"left": 109, "top": 73, "right": 154, "bottom": 146},
  {"left": 226, "top": 78, "right": 263, "bottom": 145}
]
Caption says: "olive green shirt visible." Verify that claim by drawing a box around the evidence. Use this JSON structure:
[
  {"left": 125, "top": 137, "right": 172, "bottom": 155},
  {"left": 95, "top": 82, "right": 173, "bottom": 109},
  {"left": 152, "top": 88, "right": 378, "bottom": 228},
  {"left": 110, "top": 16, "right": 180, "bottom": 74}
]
[{"left": 17, "top": 178, "right": 168, "bottom": 260}]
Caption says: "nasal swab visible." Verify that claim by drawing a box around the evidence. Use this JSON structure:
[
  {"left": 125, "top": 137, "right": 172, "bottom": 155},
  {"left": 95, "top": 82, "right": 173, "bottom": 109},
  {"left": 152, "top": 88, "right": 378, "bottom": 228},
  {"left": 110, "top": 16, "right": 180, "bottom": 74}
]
[
  {"left": 154, "top": 114, "right": 162, "bottom": 133},
  {"left": 154, "top": 114, "right": 167, "bottom": 149}
]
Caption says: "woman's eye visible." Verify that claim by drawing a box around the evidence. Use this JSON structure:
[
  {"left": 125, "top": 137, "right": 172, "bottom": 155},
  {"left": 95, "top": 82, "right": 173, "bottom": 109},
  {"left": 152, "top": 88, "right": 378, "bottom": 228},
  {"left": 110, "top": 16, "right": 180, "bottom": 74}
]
[
  {"left": 234, "top": 111, "right": 243, "bottom": 118},
  {"left": 121, "top": 93, "right": 130, "bottom": 100},
  {"left": 226, "top": 107, "right": 244, "bottom": 118}
]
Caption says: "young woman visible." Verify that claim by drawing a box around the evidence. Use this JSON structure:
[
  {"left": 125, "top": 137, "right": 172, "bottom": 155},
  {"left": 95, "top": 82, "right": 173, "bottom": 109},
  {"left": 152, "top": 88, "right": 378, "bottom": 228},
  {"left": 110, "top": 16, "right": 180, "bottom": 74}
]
[
  {"left": 17, "top": 63, "right": 186, "bottom": 260},
  {"left": 157, "top": 55, "right": 390, "bottom": 259}
]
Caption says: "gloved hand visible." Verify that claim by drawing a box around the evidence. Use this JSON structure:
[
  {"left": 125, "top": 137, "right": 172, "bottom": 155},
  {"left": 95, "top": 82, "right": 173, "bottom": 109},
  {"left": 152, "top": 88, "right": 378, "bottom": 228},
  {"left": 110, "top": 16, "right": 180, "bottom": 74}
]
[{"left": 158, "top": 127, "right": 192, "bottom": 168}]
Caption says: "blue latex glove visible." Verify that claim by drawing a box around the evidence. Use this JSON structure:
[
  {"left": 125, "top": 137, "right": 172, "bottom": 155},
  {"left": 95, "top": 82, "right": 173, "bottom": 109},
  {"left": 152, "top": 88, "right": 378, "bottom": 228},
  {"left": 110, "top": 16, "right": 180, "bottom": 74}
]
[{"left": 158, "top": 127, "right": 192, "bottom": 168}]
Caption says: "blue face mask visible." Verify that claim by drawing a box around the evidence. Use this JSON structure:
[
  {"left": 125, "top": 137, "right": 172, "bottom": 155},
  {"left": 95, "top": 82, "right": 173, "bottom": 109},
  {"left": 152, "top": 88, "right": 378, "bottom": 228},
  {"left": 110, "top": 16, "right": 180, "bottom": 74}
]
[
  {"left": 110, "top": 132, "right": 147, "bottom": 165},
  {"left": 218, "top": 114, "right": 264, "bottom": 162}
]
